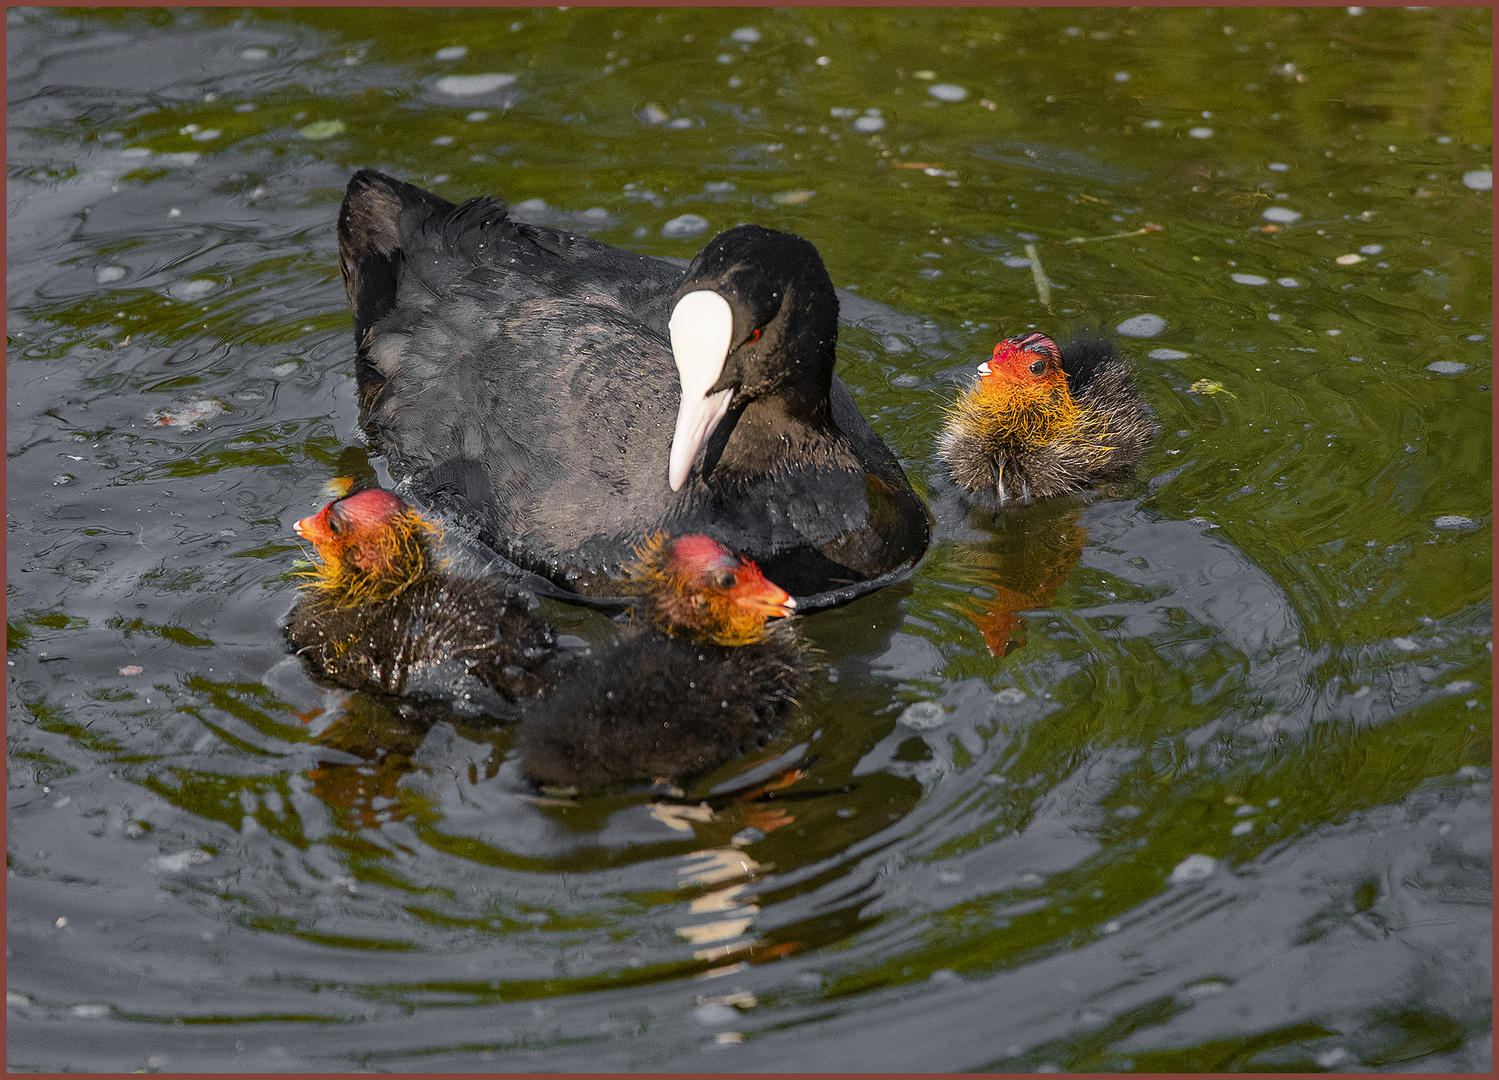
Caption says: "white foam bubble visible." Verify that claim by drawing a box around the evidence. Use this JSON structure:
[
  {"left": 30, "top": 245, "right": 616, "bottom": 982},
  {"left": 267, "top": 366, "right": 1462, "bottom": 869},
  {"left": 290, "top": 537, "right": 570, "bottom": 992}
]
[
  {"left": 898, "top": 701, "right": 946, "bottom": 730},
  {"left": 662, "top": 214, "right": 708, "bottom": 239},
  {"left": 434, "top": 73, "right": 516, "bottom": 96},
  {"left": 1167, "top": 853, "right": 1216, "bottom": 884},
  {"left": 1116, "top": 314, "right": 1166, "bottom": 338}
]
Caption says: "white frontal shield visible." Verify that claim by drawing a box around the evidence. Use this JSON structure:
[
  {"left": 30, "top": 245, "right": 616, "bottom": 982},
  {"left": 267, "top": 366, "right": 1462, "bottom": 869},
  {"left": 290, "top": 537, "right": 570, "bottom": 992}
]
[{"left": 667, "top": 289, "right": 736, "bottom": 491}]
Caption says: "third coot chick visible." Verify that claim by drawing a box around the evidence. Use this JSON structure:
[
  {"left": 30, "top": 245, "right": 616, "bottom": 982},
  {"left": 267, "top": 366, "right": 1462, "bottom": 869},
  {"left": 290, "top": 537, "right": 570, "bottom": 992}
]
[
  {"left": 938, "top": 332, "right": 1155, "bottom": 509},
  {"left": 285, "top": 489, "right": 556, "bottom": 718},
  {"left": 517, "top": 534, "right": 807, "bottom": 794}
]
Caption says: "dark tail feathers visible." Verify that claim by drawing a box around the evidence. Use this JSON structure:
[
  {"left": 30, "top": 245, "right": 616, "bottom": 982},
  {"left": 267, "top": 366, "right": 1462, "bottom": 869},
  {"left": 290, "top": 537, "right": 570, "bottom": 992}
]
[{"left": 337, "top": 170, "right": 456, "bottom": 348}]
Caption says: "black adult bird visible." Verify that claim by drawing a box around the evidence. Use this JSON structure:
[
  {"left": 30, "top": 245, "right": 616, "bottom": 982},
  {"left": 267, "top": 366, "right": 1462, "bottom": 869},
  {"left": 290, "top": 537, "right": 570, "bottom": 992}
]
[{"left": 336, "top": 170, "right": 929, "bottom": 605}]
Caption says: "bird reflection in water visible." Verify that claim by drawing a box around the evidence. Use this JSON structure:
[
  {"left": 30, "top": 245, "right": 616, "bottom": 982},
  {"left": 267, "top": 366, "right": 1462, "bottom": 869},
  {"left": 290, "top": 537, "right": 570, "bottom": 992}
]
[
  {"left": 948, "top": 498, "right": 1090, "bottom": 657},
  {"left": 654, "top": 765, "right": 807, "bottom": 969}
]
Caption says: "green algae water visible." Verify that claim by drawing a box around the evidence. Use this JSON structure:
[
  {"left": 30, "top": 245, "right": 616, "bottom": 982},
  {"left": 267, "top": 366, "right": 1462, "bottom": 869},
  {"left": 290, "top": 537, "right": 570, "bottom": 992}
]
[{"left": 7, "top": 6, "right": 1490, "bottom": 1071}]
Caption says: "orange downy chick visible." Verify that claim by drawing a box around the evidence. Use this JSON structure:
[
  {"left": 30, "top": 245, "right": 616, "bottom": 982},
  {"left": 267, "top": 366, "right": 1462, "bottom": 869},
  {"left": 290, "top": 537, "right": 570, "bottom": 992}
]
[
  {"left": 294, "top": 489, "right": 441, "bottom": 607},
  {"left": 626, "top": 533, "right": 797, "bottom": 646}
]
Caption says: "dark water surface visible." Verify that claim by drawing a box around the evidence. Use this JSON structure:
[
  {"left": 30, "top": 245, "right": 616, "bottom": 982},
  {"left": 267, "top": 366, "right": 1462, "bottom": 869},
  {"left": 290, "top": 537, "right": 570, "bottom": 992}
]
[{"left": 7, "top": 6, "right": 1491, "bottom": 1072}]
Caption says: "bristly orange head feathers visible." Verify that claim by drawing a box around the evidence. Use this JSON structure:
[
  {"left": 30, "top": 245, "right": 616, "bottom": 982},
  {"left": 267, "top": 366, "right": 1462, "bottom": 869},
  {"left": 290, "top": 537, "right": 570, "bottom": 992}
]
[
  {"left": 947, "top": 333, "right": 1082, "bottom": 449},
  {"left": 626, "top": 533, "right": 796, "bottom": 646},
  {"left": 293, "top": 489, "right": 440, "bottom": 607}
]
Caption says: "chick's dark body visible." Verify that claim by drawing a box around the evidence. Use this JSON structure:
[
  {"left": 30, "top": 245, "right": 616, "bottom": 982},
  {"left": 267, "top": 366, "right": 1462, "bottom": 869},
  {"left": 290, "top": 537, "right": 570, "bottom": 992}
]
[
  {"left": 517, "top": 625, "right": 806, "bottom": 793},
  {"left": 285, "top": 577, "right": 556, "bottom": 719},
  {"left": 339, "top": 171, "right": 928, "bottom": 600}
]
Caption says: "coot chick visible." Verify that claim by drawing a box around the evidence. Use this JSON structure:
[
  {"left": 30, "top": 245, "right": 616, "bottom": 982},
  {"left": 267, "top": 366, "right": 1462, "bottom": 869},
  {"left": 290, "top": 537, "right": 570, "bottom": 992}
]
[
  {"left": 337, "top": 169, "right": 929, "bottom": 602},
  {"left": 517, "top": 534, "right": 807, "bottom": 795},
  {"left": 285, "top": 489, "right": 556, "bottom": 717},
  {"left": 938, "top": 333, "right": 1155, "bottom": 509}
]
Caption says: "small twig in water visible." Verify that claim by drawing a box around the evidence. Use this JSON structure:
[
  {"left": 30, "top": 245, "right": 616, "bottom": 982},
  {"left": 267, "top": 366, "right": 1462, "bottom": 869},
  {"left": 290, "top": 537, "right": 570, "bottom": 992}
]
[
  {"left": 1061, "top": 223, "right": 1164, "bottom": 245},
  {"left": 1024, "top": 243, "right": 1052, "bottom": 311}
]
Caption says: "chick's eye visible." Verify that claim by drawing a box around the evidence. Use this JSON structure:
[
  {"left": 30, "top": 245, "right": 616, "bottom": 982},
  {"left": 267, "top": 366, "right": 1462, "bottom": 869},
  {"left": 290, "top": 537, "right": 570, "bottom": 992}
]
[
  {"left": 715, "top": 571, "right": 737, "bottom": 590},
  {"left": 327, "top": 514, "right": 344, "bottom": 535},
  {"left": 1028, "top": 359, "right": 1047, "bottom": 376}
]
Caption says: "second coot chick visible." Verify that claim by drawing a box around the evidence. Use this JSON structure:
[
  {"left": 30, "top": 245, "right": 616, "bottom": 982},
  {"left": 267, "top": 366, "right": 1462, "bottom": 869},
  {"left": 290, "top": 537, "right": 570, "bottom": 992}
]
[
  {"left": 938, "top": 333, "right": 1156, "bottom": 509},
  {"left": 285, "top": 489, "right": 556, "bottom": 717},
  {"left": 517, "top": 534, "right": 807, "bottom": 794}
]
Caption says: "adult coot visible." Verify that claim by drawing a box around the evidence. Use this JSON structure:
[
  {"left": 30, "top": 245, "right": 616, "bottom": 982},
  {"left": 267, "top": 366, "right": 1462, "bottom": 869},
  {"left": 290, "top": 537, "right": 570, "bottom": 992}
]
[
  {"left": 337, "top": 170, "right": 929, "bottom": 603},
  {"left": 938, "top": 332, "right": 1155, "bottom": 509}
]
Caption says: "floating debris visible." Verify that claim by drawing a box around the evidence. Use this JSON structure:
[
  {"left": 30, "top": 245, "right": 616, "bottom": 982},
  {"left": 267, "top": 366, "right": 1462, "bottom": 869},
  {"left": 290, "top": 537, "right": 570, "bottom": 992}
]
[
  {"left": 298, "top": 119, "right": 345, "bottom": 140},
  {"left": 1335, "top": 253, "right": 1363, "bottom": 265},
  {"left": 1149, "top": 348, "right": 1190, "bottom": 361},
  {"left": 1061, "top": 222, "right": 1162, "bottom": 245},
  {"left": 1024, "top": 242, "right": 1051, "bottom": 309},
  {"left": 1189, "top": 378, "right": 1235, "bottom": 397},
  {"left": 1231, "top": 273, "right": 1269, "bottom": 286},
  {"left": 928, "top": 84, "right": 968, "bottom": 102},
  {"left": 1262, "top": 207, "right": 1302, "bottom": 223},
  {"left": 434, "top": 45, "right": 468, "bottom": 61},
  {"left": 149, "top": 399, "right": 226, "bottom": 429},
  {"left": 1461, "top": 169, "right": 1492, "bottom": 191},
  {"left": 1433, "top": 515, "right": 1479, "bottom": 529},
  {"left": 119, "top": 665, "right": 143, "bottom": 676},
  {"left": 1189, "top": 126, "right": 1214, "bottom": 139},
  {"left": 1427, "top": 361, "right": 1468, "bottom": 375},
  {"left": 771, "top": 189, "right": 815, "bottom": 205}
]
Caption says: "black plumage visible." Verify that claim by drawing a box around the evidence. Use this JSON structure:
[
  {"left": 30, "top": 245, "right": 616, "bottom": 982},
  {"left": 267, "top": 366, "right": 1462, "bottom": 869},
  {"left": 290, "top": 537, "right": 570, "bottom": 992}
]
[
  {"left": 516, "top": 624, "right": 806, "bottom": 794},
  {"left": 336, "top": 170, "right": 929, "bottom": 601}
]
